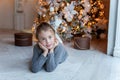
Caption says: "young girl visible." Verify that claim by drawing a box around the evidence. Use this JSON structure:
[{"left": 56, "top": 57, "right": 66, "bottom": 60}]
[{"left": 31, "top": 22, "right": 68, "bottom": 73}]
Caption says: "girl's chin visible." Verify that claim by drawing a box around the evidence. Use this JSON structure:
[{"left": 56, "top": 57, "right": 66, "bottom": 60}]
[{"left": 46, "top": 46, "right": 53, "bottom": 49}]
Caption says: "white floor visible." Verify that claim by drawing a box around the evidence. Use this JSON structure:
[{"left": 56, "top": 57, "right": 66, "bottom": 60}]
[{"left": 0, "top": 30, "right": 120, "bottom": 80}]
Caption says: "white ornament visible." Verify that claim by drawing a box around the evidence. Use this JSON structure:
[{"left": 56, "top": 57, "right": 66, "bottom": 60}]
[
  {"left": 54, "top": 16, "right": 62, "bottom": 30},
  {"left": 50, "top": 7, "right": 54, "bottom": 12},
  {"left": 62, "top": 1, "right": 78, "bottom": 22}
]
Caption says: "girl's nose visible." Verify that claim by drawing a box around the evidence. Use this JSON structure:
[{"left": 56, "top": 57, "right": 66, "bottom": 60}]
[{"left": 46, "top": 38, "right": 50, "bottom": 43}]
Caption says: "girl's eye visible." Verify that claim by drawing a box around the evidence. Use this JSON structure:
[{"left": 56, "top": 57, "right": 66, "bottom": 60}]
[
  {"left": 41, "top": 38, "right": 45, "bottom": 41},
  {"left": 49, "top": 36, "right": 52, "bottom": 38},
  {"left": 49, "top": 36, "right": 52, "bottom": 39}
]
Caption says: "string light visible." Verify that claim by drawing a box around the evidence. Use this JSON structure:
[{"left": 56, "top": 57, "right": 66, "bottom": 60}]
[{"left": 33, "top": 0, "right": 107, "bottom": 39}]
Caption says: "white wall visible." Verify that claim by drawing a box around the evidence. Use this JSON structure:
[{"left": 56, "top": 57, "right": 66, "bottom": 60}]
[
  {"left": 24, "top": 0, "right": 37, "bottom": 29},
  {"left": 14, "top": 0, "right": 37, "bottom": 30},
  {"left": 113, "top": 0, "right": 120, "bottom": 57},
  {"left": 0, "top": 0, "right": 14, "bottom": 29},
  {"left": 0, "top": 0, "right": 37, "bottom": 30},
  {"left": 107, "top": 0, "right": 118, "bottom": 55}
]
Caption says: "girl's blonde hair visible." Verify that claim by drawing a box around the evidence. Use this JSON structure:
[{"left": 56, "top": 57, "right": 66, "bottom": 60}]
[{"left": 36, "top": 22, "right": 55, "bottom": 39}]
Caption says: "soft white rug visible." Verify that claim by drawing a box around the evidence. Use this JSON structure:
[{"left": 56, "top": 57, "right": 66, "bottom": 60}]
[{"left": 0, "top": 30, "right": 119, "bottom": 80}]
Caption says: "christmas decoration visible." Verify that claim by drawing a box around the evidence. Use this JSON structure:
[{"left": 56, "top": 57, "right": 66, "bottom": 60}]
[{"left": 32, "top": 0, "right": 107, "bottom": 40}]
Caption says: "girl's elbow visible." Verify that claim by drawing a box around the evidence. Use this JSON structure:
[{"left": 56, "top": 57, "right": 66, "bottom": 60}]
[
  {"left": 45, "top": 68, "right": 55, "bottom": 72},
  {"left": 31, "top": 66, "right": 41, "bottom": 73},
  {"left": 31, "top": 69, "right": 39, "bottom": 73},
  {"left": 45, "top": 66, "right": 56, "bottom": 72}
]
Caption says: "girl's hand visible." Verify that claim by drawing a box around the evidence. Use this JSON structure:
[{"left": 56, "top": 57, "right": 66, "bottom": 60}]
[
  {"left": 50, "top": 39, "right": 59, "bottom": 53},
  {"left": 38, "top": 42, "right": 48, "bottom": 57}
]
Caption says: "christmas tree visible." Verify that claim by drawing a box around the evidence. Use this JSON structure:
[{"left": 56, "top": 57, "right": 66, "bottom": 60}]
[{"left": 32, "top": 0, "right": 107, "bottom": 40}]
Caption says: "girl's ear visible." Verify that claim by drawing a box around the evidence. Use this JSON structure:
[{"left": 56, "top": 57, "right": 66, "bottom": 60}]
[
  {"left": 55, "top": 38, "right": 58, "bottom": 42},
  {"left": 54, "top": 38, "right": 56, "bottom": 41},
  {"left": 54, "top": 36, "right": 57, "bottom": 40}
]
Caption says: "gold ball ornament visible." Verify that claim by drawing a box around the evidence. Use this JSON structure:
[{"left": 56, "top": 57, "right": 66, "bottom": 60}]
[
  {"left": 42, "top": 8, "right": 47, "bottom": 13},
  {"left": 55, "top": 7, "right": 59, "bottom": 12},
  {"left": 99, "top": 11, "right": 104, "bottom": 16},
  {"left": 43, "top": 14, "right": 46, "bottom": 17},
  {"left": 78, "top": 15, "right": 82, "bottom": 20},
  {"left": 87, "top": 22, "right": 92, "bottom": 26},
  {"left": 60, "top": 2, "right": 66, "bottom": 8},
  {"left": 100, "top": 4, "right": 104, "bottom": 9},
  {"left": 92, "top": 15, "right": 95, "bottom": 18},
  {"left": 100, "top": 33, "right": 107, "bottom": 39},
  {"left": 97, "top": 1, "right": 101, "bottom": 5},
  {"left": 63, "top": 23, "right": 67, "bottom": 27},
  {"left": 93, "top": 7, "right": 98, "bottom": 13},
  {"left": 79, "top": 9, "right": 83, "bottom": 15}
]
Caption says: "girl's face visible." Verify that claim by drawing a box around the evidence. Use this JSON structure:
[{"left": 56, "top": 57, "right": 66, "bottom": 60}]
[{"left": 38, "top": 30, "right": 55, "bottom": 49}]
